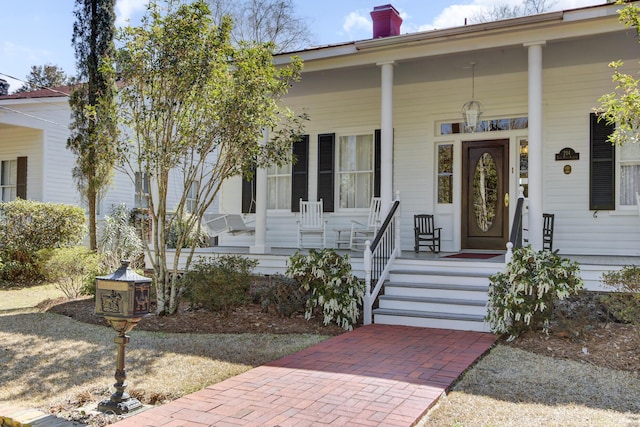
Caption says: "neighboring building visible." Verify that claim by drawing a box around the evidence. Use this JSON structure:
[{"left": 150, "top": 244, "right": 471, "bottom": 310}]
[
  {"left": 0, "top": 86, "right": 81, "bottom": 206},
  {"left": 0, "top": 86, "right": 213, "bottom": 221},
  {"left": 218, "top": 2, "right": 640, "bottom": 257}
]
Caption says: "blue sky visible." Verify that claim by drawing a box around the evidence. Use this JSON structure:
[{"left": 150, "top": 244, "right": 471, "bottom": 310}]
[{"left": 1, "top": 0, "right": 604, "bottom": 92}]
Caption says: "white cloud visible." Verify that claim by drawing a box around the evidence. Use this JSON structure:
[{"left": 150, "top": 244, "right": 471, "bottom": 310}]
[
  {"left": 116, "top": 0, "right": 148, "bottom": 27},
  {"left": 394, "top": 7, "right": 431, "bottom": 34},
  {"left": 341, "top": 11, "right": 371, "bottom": 40},
  {"left": 555, "top": 0, "right": 604, "bottom": 9},
  {"left": 434, "top": 4, "right": 485, "bottom": 29},
  {"left": 418, "top": 0, "right": 604, "bottom": 32},
  {"left": 1, "top": 75, "right": 24, "bottom": 93}
]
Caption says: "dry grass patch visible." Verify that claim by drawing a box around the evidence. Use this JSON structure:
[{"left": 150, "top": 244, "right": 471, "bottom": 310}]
[
  {"left": 0, "top": 311, "right": 329, "bottom": 414},
  {"left": 419, "top": 345, "right": 640, "bottom": 427},
  {"left": 0, "top": 283, "right": 64, "bottom": 313}
]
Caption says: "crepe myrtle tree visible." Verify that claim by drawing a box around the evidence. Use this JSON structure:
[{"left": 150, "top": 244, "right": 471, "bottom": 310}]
[
  {"left": 598, "top": 1, "right": 640, "bottom": 145},
  {"left": 115, "top": 0, "right": 305, "bottom": 316}
]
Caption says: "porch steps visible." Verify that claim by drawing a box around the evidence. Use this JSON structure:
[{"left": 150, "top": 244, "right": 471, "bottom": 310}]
[{"left": 373, "top": 260, "right": 501, "bottom": 332}]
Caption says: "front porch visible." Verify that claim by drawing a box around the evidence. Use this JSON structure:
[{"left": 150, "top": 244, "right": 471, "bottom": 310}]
[
  {"left": 171, "top": 244, "right": 637, "bottom": 279},
  {"left": 162, "top": 244, "right": 636, "bottom": 332}
]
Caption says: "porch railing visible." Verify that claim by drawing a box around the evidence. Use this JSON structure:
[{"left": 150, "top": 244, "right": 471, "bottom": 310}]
[
  {"left": 505, "top": 187, "right": 526, "bottom": 263},
  {"left": 363, "top": 195, "right": 401, "bottom": 325}
]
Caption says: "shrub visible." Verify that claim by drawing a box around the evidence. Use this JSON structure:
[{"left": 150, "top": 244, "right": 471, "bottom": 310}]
[
  {"left": 253, "top": 274, "right": 308, "bottom": 317},
  {"left": 166, "top": 211, "right": 209, "bottom": 249},
  {"left": 486, "top": 246, "right": 584, "bottom": 341},
  {"left": 286, "top": 249, "right": 364, "bottom": 331},
  {"left": 180, "top": 255, "right": 258, "bottom": 315},
  {"left": 0, "top": 260, "right": 39, "bottom": 286},
  {"left": 600, "top": 265, "right": 640, "bottom": 325},
  {"left": 98, "top": 204, "right": 145, "bottom": 272},
  {"left": 41, "top": 246, "right": 103, "bottom": 299},
  {"left": 0, "top": 200, "right": 86, "bottom": 285}
]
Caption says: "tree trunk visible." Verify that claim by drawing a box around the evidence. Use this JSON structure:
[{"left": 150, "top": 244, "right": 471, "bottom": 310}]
[
  {"left": 88, "top": 183, "right": 97, "bottom": 251},
  {"left": 168, "top": 246, "right": 182, "bottom": 314}
]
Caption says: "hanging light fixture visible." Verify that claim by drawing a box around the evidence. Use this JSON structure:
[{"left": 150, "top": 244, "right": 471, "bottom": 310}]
[{"left": 462, "top": 62, "right": 483, "bottom": 132}]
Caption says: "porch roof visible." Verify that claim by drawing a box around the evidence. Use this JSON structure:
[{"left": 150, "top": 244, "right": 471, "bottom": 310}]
[{"left": 274, "top": 2, "right": 622, "bottom": 72}]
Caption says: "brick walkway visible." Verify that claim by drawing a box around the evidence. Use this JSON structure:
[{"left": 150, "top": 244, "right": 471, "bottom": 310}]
[{"left": 112, "top": 325, "right": 496, "bottom": 427}]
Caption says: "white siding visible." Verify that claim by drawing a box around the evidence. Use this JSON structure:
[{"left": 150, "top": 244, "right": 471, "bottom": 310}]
[
  {"left": 542, "top": 58, "right": 640, "bottom": 255},
  {"left": 0, "top": 124, "right": 44, "bottom": 201}
]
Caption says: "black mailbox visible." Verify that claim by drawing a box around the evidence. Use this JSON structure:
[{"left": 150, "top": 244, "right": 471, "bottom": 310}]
[{"left": 95, "top": 261, "right": 151, "bottom": 319}]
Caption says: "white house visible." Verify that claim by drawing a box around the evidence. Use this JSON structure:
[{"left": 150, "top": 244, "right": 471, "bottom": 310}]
[
  {"left": 213, "top": 2, "right": 640, "bottom": 256},
  {"left": 209, "top": 2, "right": 640, "bottom": 330},
  {"left": 4, "top": 2, "right": 638, "bottom": 331}
]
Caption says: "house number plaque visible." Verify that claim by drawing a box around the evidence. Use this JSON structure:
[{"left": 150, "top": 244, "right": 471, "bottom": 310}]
[{"left": 555, "top": 147, "right": 579, "bottom": 161}]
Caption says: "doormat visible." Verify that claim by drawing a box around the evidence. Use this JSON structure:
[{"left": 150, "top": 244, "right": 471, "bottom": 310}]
[{"left": 442, "top": 252, "right": 500, "bottom": 259}]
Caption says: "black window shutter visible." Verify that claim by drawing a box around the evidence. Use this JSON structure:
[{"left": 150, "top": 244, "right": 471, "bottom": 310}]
[
  {"left": 291, "top": 135, "right": 309, "bottom": 212},
  {"left": 16, "top": 156, "right": 27, "bottom": 200},
  {"left": 317, "top": 133, "right": 335, "bottom": 212},
  {"left": 590, "top": 113, "right": 615, "bottom": 210},
  {"left": 374, "top": 129, "right": 381, "bottom": 198},
  {"left": 241, "top": 168, "right": 256, "bottom": 213}
]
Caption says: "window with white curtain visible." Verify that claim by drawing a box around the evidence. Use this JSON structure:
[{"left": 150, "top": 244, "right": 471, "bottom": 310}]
[
  {"left": 619, "top": 142, "right": 640, "bottom": 206},
  {"left": 186, "top": 180, "right": 199, "bottom": 212},
  {"left": 267, "top": 163, "right": 291, "bottom": 210},
  {"left": 338, "top": 134, "right": 373, "bottom": 209},
  {"left": 134, "top": 172, "right": 150, "bottom": 208},
  {"left": 0, "top": 159, "right": 17, "bottom": 202}
]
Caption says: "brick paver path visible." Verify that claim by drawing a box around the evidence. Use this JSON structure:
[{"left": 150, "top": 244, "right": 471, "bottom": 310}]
[{"left": 112, "top": 325, "right": 496, "bottom": 426}]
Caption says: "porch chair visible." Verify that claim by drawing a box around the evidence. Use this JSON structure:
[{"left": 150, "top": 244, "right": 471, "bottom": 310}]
[
  {"left": 414, "top": 214, "right": 441, "bottom": 253},
  {"left": 297, "top": 199, "right": 326, "bottom": 249},
  {"left": 542, "top": 213, "right": 554, "bottom": 252},
  {"left": 348, "top": 197, "right": 382, "bottom": 250},
  {"left": 201, "top": 213, "right": 255, "bottom": 237}
]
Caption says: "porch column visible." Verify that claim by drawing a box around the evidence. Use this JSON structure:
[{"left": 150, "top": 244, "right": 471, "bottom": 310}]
[
  {"left": 525, "top": 41, "right": 545, "bottom": 251},
  {"left": 250, "top": 129, "right": 270, "bottom": 254},
  {"left": 378, "top": 61, "right": 395, "bottom": 213}
]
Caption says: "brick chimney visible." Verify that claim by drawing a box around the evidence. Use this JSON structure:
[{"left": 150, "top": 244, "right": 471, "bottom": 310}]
[{"left": 370, "top": 4, "right": 402, "bottom": 38}]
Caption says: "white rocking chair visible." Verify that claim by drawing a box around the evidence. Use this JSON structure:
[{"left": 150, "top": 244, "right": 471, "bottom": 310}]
[
  {"left": 297, "top": 199, "right": 326, "bottom": 249},
  {"left": 349, "top": 197, "right": 382, "bottom": 250}
]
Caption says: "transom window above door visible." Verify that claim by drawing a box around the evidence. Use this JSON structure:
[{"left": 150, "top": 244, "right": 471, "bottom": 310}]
[
  {"left": 438, "top": 116, "right": 528, "bottom": 136},
  {"left": 338, "top": 134, "right": 374, "bottom": 209}
]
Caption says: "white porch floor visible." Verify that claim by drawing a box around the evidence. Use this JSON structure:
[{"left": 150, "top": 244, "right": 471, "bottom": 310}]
[{"left": 182, "top": 245, "right": 640, "bottom": 267}]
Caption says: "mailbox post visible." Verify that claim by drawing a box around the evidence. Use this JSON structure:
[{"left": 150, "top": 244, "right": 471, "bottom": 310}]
[{"left": 95, "top": 260, "right": 151, "bottom": 415}]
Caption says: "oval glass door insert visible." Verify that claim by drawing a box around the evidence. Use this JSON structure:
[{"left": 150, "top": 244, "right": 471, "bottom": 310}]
[{"left": 473, "top": 152, "right": 498, "bottom": 232}]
